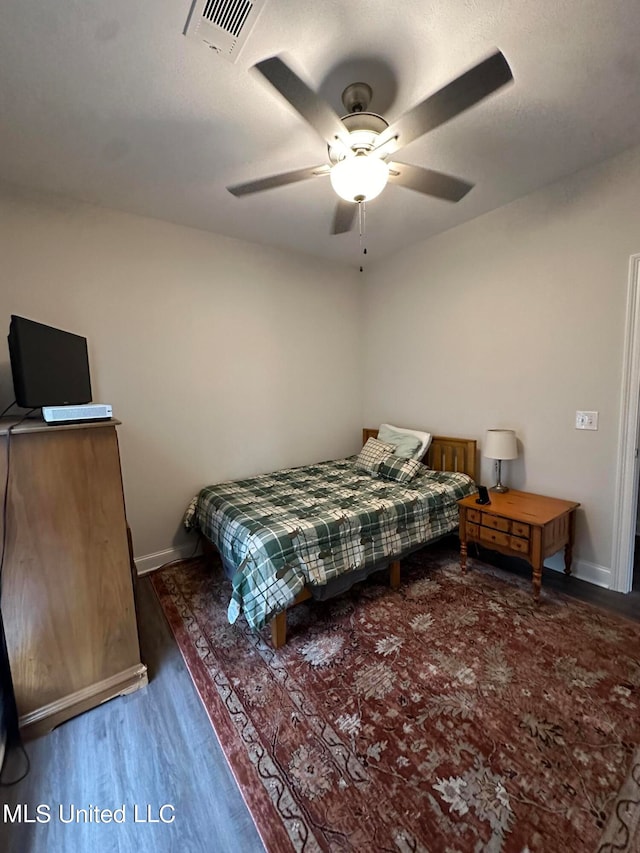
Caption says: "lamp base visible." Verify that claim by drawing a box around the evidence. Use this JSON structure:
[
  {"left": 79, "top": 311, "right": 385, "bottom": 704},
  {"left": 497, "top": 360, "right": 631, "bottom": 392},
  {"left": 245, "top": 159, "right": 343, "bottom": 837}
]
[{"left": 490, "top": 459, "right": 509, "bottom": 493}]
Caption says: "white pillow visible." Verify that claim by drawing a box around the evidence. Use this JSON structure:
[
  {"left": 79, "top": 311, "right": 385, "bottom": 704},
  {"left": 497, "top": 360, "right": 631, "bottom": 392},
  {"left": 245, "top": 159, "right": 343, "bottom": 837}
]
[{"left": 378, "top": 423, "right": 432, "bottom": 462}]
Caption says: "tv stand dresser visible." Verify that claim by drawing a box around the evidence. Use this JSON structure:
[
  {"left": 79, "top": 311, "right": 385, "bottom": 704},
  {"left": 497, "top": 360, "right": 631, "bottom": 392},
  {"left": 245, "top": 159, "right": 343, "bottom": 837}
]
[{"left": 0, "top": 417, "right": 147, "bottom": 737}]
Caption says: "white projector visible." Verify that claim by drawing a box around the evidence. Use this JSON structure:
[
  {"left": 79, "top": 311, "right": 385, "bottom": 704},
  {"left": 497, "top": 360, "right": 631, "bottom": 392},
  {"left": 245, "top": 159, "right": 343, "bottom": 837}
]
[{"left": 42, "top": 403, "right": 113, "bottom": 424}]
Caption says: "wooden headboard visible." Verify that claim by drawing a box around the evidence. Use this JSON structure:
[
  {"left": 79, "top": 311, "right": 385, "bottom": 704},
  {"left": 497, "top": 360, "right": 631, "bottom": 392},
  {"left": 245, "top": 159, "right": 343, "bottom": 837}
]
[{"left": 362, "top": 428, "right": 477, "bottom": 481}]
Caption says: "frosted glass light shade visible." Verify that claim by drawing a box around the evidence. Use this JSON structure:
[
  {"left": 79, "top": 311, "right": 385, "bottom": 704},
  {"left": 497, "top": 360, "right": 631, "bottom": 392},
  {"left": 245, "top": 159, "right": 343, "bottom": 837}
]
[
  {"left": 330, "top": 155, "right": 389, "bottom": 203},
  {"left": 484, "top": 429, "right": 518, "bottom": 460}
]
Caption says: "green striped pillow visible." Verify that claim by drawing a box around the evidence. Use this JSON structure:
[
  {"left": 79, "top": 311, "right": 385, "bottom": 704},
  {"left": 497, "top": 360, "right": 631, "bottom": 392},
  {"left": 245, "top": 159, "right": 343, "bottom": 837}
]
[{"left": 376, "top": 455, "right": 423, "bottom": 484}]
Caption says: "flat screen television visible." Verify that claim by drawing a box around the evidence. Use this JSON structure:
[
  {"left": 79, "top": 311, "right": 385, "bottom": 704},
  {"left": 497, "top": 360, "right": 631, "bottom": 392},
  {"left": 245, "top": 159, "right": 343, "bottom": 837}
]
[{"left": 8, "top": 315, "right": 92, "bottom": 408}]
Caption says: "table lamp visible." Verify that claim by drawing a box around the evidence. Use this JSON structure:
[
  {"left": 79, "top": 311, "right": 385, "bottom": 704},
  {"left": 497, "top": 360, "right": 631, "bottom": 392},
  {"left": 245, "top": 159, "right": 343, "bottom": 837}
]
[{"left": 484, "top": 429, "right": 518, "bottom": 493}]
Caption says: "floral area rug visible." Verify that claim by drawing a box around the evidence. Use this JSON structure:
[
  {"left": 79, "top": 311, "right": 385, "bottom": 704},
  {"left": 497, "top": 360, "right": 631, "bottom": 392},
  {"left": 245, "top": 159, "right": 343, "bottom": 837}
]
[
  {"left": 597, "top": 745, "right": 640, "bottom": 852},
  {"left": 151, "top": 545, "right": 640, "bottom": 853}
]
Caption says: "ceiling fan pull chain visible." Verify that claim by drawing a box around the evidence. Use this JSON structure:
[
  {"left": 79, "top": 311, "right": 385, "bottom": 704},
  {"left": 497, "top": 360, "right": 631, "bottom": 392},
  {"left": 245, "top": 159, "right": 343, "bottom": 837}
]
[
  {"left": 358, "top": 201, "right": 363, "bottom": 271},
  {"left": 358, "top": 201, "right": 368, "bottom": 272}
]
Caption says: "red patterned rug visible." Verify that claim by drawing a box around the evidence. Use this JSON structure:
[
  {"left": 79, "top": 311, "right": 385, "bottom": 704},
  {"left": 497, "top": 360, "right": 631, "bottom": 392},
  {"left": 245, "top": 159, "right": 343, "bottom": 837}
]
[{"left": 151, "top": 545, "right": 640, "bottom": 852}]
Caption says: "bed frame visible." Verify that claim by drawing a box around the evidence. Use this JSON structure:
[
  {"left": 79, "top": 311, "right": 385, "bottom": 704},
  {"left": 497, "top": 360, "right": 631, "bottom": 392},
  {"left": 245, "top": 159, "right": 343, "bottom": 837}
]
[{"left": 203, "top": 430, "right": 477, "bottom": 649}]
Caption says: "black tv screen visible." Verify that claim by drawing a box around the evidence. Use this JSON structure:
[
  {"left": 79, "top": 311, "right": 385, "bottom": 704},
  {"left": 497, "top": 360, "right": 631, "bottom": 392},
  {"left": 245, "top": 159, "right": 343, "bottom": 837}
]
[{"left": 8, "top": 315, "right": 92, "bottom": 408}]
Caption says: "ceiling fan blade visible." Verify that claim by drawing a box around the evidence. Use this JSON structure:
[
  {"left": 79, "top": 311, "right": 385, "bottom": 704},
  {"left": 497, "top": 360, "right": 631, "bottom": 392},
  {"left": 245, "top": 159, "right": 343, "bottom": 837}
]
[
  {"left": 331, "top": 201, "right": 357, "bottom": 235},
  {"left": 387, "top": 162, "right": 473, "bottom": 201},
  {"left": 227, "top": 165, "right": 329, "bottom": 197},
  {"left": 380, "top": 50, "right": 513, "bottom": 153},
  {"left": 254, "top": 56, "right": 349, "bottom": 148}
]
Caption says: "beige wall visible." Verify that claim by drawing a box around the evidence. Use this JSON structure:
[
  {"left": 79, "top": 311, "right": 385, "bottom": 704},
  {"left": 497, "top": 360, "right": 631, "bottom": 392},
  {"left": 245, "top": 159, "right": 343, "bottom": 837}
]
[
  {"left": 364, "top": 144, "right": 640, "bottom": 583},
  {"left": 0, "top": 187, "right": 363, "bottom": 566},
  {"left": 2, "top": 142, "right": 639, "bottom": 582}
]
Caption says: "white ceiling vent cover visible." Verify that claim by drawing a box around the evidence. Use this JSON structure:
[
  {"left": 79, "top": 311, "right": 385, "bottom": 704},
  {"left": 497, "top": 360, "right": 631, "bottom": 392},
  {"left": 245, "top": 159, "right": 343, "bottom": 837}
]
[{"left": 184, "top": 0, "right": 267, "bottom": 62}]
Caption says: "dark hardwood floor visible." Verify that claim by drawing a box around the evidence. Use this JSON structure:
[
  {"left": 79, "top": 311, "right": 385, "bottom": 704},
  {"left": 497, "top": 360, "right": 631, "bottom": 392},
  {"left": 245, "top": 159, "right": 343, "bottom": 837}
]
[
  {"left": 0, "top": 540, "right": 638, "bottom": 853},
  {"left": 470, "top": 539, "right": 640, "bottom": 623}
]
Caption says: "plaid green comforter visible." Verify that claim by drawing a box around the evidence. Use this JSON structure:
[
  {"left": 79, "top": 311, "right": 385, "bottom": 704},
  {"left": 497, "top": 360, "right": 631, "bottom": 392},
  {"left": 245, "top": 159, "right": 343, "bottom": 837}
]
[{"left": 184, "top": 457, "right": 475, "bottom": 631}]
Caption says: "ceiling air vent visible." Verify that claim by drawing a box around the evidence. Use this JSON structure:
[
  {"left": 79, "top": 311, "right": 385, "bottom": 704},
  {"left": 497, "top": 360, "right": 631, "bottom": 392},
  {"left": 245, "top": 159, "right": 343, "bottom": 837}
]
[{"left": 184, "top": 0, "right": 268, "bottom": 63}]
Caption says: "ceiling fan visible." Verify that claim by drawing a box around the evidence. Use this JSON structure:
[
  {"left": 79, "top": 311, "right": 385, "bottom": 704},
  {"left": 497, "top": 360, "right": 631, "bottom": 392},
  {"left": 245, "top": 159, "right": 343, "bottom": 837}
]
[{"left": 227, "top": 51, "right": 513, "bottom": 236}]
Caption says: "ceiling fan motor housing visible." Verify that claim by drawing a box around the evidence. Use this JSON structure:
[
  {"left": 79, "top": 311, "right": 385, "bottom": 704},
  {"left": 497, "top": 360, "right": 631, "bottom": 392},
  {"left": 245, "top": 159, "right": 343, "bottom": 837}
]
[
  {"left": 328, "top": 112, "right": 389, "bottom": 163},
  {"left": 341, "top": 82, "right": 373, "bottom": 113}
]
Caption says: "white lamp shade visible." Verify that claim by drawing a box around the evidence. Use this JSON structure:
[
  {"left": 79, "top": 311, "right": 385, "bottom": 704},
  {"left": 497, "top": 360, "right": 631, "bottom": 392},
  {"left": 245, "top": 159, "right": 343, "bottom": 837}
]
[
  {"left": 484, "top": 429, "right": 518, "bottom": 460},
  {"left": 330, "top": 155, "right": 389, "bottom": 202}
]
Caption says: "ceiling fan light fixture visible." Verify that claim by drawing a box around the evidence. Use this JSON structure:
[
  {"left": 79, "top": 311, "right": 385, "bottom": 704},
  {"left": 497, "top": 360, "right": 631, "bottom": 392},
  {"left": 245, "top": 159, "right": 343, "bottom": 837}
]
[{"left": 330, "top": 154, "right": 389, "bottom": 203}]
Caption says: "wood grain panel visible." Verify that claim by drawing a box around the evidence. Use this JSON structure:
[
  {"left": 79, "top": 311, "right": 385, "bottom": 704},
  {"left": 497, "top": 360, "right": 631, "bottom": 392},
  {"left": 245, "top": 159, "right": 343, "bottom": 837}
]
[{"left": 0, "top": 423, "right": 146, "bottom": 730}]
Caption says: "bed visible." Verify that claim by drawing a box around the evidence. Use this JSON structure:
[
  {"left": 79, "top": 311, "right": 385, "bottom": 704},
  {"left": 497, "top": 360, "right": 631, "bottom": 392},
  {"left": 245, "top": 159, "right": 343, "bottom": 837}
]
[{"left": 184, "top": 429, "right": 477, "bottom": 647}]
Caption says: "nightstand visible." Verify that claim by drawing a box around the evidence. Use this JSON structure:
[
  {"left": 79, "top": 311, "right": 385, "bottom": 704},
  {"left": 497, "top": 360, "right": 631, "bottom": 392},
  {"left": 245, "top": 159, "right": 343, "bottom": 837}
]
[{"left": 457, "top": 489, "right": 580, "bottom": 601}]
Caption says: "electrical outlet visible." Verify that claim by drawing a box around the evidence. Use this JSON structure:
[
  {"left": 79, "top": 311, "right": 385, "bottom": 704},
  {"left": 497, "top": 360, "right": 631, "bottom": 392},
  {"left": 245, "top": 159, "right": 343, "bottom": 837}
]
[{"left": 575, "top": 411, "right": 598, "bottom": 430}]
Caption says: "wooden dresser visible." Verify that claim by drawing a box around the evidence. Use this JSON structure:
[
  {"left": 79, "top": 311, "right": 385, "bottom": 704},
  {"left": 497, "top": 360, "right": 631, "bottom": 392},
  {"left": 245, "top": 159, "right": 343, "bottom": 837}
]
[
  {"left": 0, "top": 417, "right": 147, "bottom": 737},
  {"left": 458, "top": 489, "right": 580, "bottom": 601}
]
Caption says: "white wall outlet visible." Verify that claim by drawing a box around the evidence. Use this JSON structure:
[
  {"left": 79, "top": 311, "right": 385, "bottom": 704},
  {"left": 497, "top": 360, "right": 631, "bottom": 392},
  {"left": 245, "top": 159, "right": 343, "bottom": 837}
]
[{"left": 575, "top": 411, "right": 599, "bottom": 430}]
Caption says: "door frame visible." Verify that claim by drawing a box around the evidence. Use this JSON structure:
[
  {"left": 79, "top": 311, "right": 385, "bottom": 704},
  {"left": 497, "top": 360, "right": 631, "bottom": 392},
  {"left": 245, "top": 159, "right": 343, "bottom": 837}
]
[{"left": 612, "top": 253, "right": 640, "bottom": 592}]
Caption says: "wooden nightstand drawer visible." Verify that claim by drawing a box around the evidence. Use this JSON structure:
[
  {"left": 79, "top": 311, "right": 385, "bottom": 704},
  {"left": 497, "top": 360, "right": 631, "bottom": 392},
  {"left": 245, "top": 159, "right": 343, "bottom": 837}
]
[
  {"left": 482, "top": 514, "right": 510, "bottom": 533},
  {"left": 480, "top": 527, "right": 510, "bottom": 548},
  {"left": 512, "top": 521, "right": 530, "bottom": 539},
  {"left": 466, "top": 522, "right": 479, "bottom": 539},
  {"left": 467, "top": 509, "right": 481, "bottom": 524},
  {"left": 509, "top": 535, "right": 529, "bottom": 555}
]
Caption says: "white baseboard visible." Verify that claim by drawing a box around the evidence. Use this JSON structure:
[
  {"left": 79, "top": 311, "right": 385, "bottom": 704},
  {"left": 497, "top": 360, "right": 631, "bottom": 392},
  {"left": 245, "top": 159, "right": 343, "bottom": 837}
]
[
  {"left": 571, "top": 558, "right": 612, "bottom": 588},
  {"left": 135, "top": 543, "right": 201, "bottom": 576},
  {"left": 546, "top": 556, "right": 611, "bottom": 589}
]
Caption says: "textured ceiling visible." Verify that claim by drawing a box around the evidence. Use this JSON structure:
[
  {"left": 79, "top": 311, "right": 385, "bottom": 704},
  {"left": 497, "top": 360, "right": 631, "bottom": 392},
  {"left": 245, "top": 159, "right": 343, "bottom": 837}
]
[{"left": 1, "top": 0, "right": 640, "bottom": 266}]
